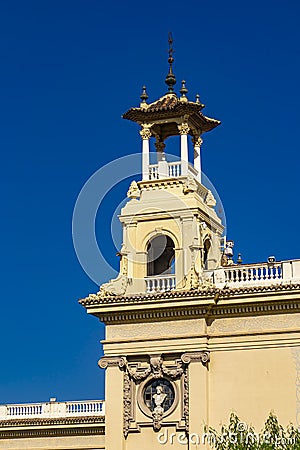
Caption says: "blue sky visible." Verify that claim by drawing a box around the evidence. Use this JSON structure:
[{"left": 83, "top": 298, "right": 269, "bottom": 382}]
[{"left": 0, "top": 0, "right": 299, "bottom": 403}]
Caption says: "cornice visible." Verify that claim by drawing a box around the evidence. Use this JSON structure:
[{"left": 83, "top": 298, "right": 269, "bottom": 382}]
[
  {"left": 0, "top": 415, "right": 104, "bottom": 428},
  {"left": 80, "top": 283, "right": 300, "bottom": 324},
  {"left": 80, "top": 283, "right": 300, "bottom": 306},
  {"left": 0, "top": 416, "right": 105, "bottom": 439},
  {"left": 0, "top": 427, "right": 105, "bottom": 440}
]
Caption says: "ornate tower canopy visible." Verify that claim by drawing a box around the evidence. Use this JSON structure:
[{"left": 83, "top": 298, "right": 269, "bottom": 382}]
[
  {"left": 122, "top": 34, "right": 220, "bottom": 183},
  {"left": 123, "top": 92, "right": 220, "bottom": 139}
]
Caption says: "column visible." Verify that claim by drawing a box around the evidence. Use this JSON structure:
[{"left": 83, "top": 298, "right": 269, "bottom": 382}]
[
  {"left": 99, "top": 357, "right": 125, "bottom": 450},
  {"left": 182, "top": 352, "right": 210, "bottom": 449},
  {"left": 139, "top": 125, "right": 151, "bottom": 180},
  {"left": 178, "top": 122, "right": 190, "bottom": 176},
  {"left": 193, "top": 135, "right": 203, "bottom": 183}
]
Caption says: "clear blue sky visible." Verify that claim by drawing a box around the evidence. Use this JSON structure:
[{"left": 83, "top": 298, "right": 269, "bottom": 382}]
[{"left": 0, "top": 0, "right": 299, "bottom": 404}]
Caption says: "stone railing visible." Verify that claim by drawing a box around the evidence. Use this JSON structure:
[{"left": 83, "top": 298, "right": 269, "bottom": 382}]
[
  {"left": 0, "top": 399, "right": 105, "bottom": 420},
  {"left": 168, "top": 161, "right": 181, "bottom": 177},
  {"left": 148, "top": 162, "right": 198, "bottom": 180},
  {"left": 145, "top": 275, "right": 176, "bottom": 293},
  {"left": 149, "top": 164, "right": 159, "bottom": 180},
  {"left": 208, "top": 260, "right": 300, "bottom": 288}
]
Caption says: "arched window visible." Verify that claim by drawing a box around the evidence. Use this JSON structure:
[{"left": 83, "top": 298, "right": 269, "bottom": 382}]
[{"left": 147, "top": 235, "right": 175, "bottom": 276}]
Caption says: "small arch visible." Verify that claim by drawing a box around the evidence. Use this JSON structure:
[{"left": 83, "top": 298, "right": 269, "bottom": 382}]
[
  {"left": 147, "top": 235, "right": 175, "bottom": 276},
  {"left": 203, "top": 239, "right": 211, "bottom": 269}
]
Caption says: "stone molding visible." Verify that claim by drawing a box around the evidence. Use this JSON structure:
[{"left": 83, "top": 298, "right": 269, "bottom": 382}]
[
  {"left": 81, "top": 282, "right": 300, "bottom": 307},
  {"left": 0, "top": 416, "right": 105, "bottom": 439}
]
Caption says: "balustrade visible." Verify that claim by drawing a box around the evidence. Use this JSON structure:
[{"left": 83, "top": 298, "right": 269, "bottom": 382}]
[
  {"left": 224, "top": 263, "right": 282, "bottom": 285},
  {"left": 145, "top": 275, "right": 176, "bottom": 293},
  {"left": 0, "top": 400, "right": 105, "bottom": 420},
  {"left": 148, "top": 161, "right": 198, "bottom": 180},
  {"left": 210, "top": 260, "right": 300, "bottom": 288},
  {"left": 149, "top": 164, "right": 159, "bottom": 180}
]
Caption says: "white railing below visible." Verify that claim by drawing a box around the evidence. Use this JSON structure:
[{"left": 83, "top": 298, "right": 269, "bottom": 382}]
[
  {"left": 149, "top": 164, "right": 159, "bottom": 180},
  {"left": 224, "top": 263, "right": 282, "bottom": 285},
  {"left": 148, "top": 161, "right": 199, "bottom": 181},
  {"left": 146, "top": 275, "right": 176, "bottom": 293},
  {"left": 208, "top": 259, "right": 300, "bottom": 288},
  {"left": 168, "top": 162, "right": 181, "bottom": 177},
  {"left": 0, "top": 400, "right": 105, "bottom": 420}
]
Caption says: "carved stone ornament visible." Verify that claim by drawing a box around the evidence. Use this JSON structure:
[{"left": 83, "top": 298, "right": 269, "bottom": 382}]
[
  {"left": 183, "top": 174, "right": 198, "bottom": 194},
  {"left": 115, "top": 352, "right": 210, "bottom": 436},
  {"left": 205, "top": 189, "right": 217, "bottom": 207},
  {"left": 181, "top": 351, "right": 210, "bottom": 365},
  {"left": 192, "top": 135, "right": 203, "bottom": 148},
  {"left": 98, "top": 356, "right": 126, "bottom": 369},
  {"left": 178, "top": 122, "right": 190, "bottom": 135},
  {"left": 98, "top": 273, "right": 128, "bottom": 297},
  {"left": 127, "top": 181, "right": 140, "bottom": 199},
  {"left": 139, "top": 126, "right": 152, "bottom": 140}
]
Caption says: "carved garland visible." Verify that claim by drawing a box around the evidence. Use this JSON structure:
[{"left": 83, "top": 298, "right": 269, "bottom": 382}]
[{"left": 99, "top": 352, "right": 210, "bottom": 437}]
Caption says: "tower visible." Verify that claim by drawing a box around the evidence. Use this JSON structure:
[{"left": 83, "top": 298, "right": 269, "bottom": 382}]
[{"left": 80, "top": 38, "right": 300, "bottom": 450}]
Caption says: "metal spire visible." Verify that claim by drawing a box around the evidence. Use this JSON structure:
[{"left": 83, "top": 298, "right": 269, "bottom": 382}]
[{"left": 165, "top": 32, "right": 176, "bottom": 93}]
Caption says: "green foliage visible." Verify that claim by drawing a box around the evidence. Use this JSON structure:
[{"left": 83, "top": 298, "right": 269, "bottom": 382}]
[{"left": 206, "top": 412, "right": 300, "bottom": 449}]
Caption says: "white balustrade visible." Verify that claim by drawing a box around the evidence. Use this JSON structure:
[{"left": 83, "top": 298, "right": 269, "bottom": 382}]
[
  {"left": 210, "top": 260, "right": 300, "bottom": 288},
  {"left": 168, "top": 162, "right": 181, "bottom": 177},
  {"left": 149, "top": 164, "right": 159, "bottom": 180},
  {"left": 0, "top": 400, "right": 105, "bottom": 420},
  {"left": 66, "top": 400, "right": 105, "bottom": 415},
  {"left": 223, "top": 263, "right": 282, "bottom": 286},
  {"left": 145, "top": 275, "right": 176, "bottom": 293},
  {"left": 148, "top": 161, "right": 200, "bottom": 181}
]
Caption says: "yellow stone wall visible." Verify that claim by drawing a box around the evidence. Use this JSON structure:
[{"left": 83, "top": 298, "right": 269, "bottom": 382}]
[{"left": 102, "top": 311, "right": 300, "bottom": 450}]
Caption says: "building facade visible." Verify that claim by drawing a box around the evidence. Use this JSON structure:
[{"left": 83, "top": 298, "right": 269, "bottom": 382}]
[
  {"left": 1, "top": 43, "right": 300, "bottom": 450},
  {"left": 80, "top": 46, "right": 300, "bottom": 450}
]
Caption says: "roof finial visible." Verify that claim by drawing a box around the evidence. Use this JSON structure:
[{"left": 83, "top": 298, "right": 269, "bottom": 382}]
[
  {"left": 180, "top": 80, "right": 188, "bottom": 98},
  {"left": 165, "top": 32, "right": 176, "bottom": 93},
  {"left": 140, "top": 86, "right": 148, "bottom": 103}
]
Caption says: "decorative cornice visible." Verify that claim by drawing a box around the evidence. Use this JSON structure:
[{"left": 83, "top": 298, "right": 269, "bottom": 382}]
[
  {"left": 79, "top": 285, "right": 300, "bottom": 323},
  {"left": 0, "top": 416, "right": 105, "bottom": 427},
  {"left": 80, "top": 283, "right": 300, "bottom": 307},
  {"left": 0, "top": 416, "right": 105, "bottom": 440},
  {"left": 0, "top": 426, "right": 105, "bottom": 440}
]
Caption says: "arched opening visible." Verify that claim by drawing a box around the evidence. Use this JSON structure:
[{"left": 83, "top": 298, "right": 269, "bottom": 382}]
[
  {"left": 147, "top": 235, "right": 175, "bottom": 276},
  {"left": 203, "top": 239, "right": 211, "bottom": 269}
]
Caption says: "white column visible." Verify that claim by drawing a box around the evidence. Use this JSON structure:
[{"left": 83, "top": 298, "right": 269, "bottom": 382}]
[
  {"left": 193, "top": 135, "right": 203, "bottom": 182},
  {"left": 139, "top": 126, "right": 151, "bottom": 180},
  {"left": 178, "top": 122, "right": 190, "bottom": 176}
]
